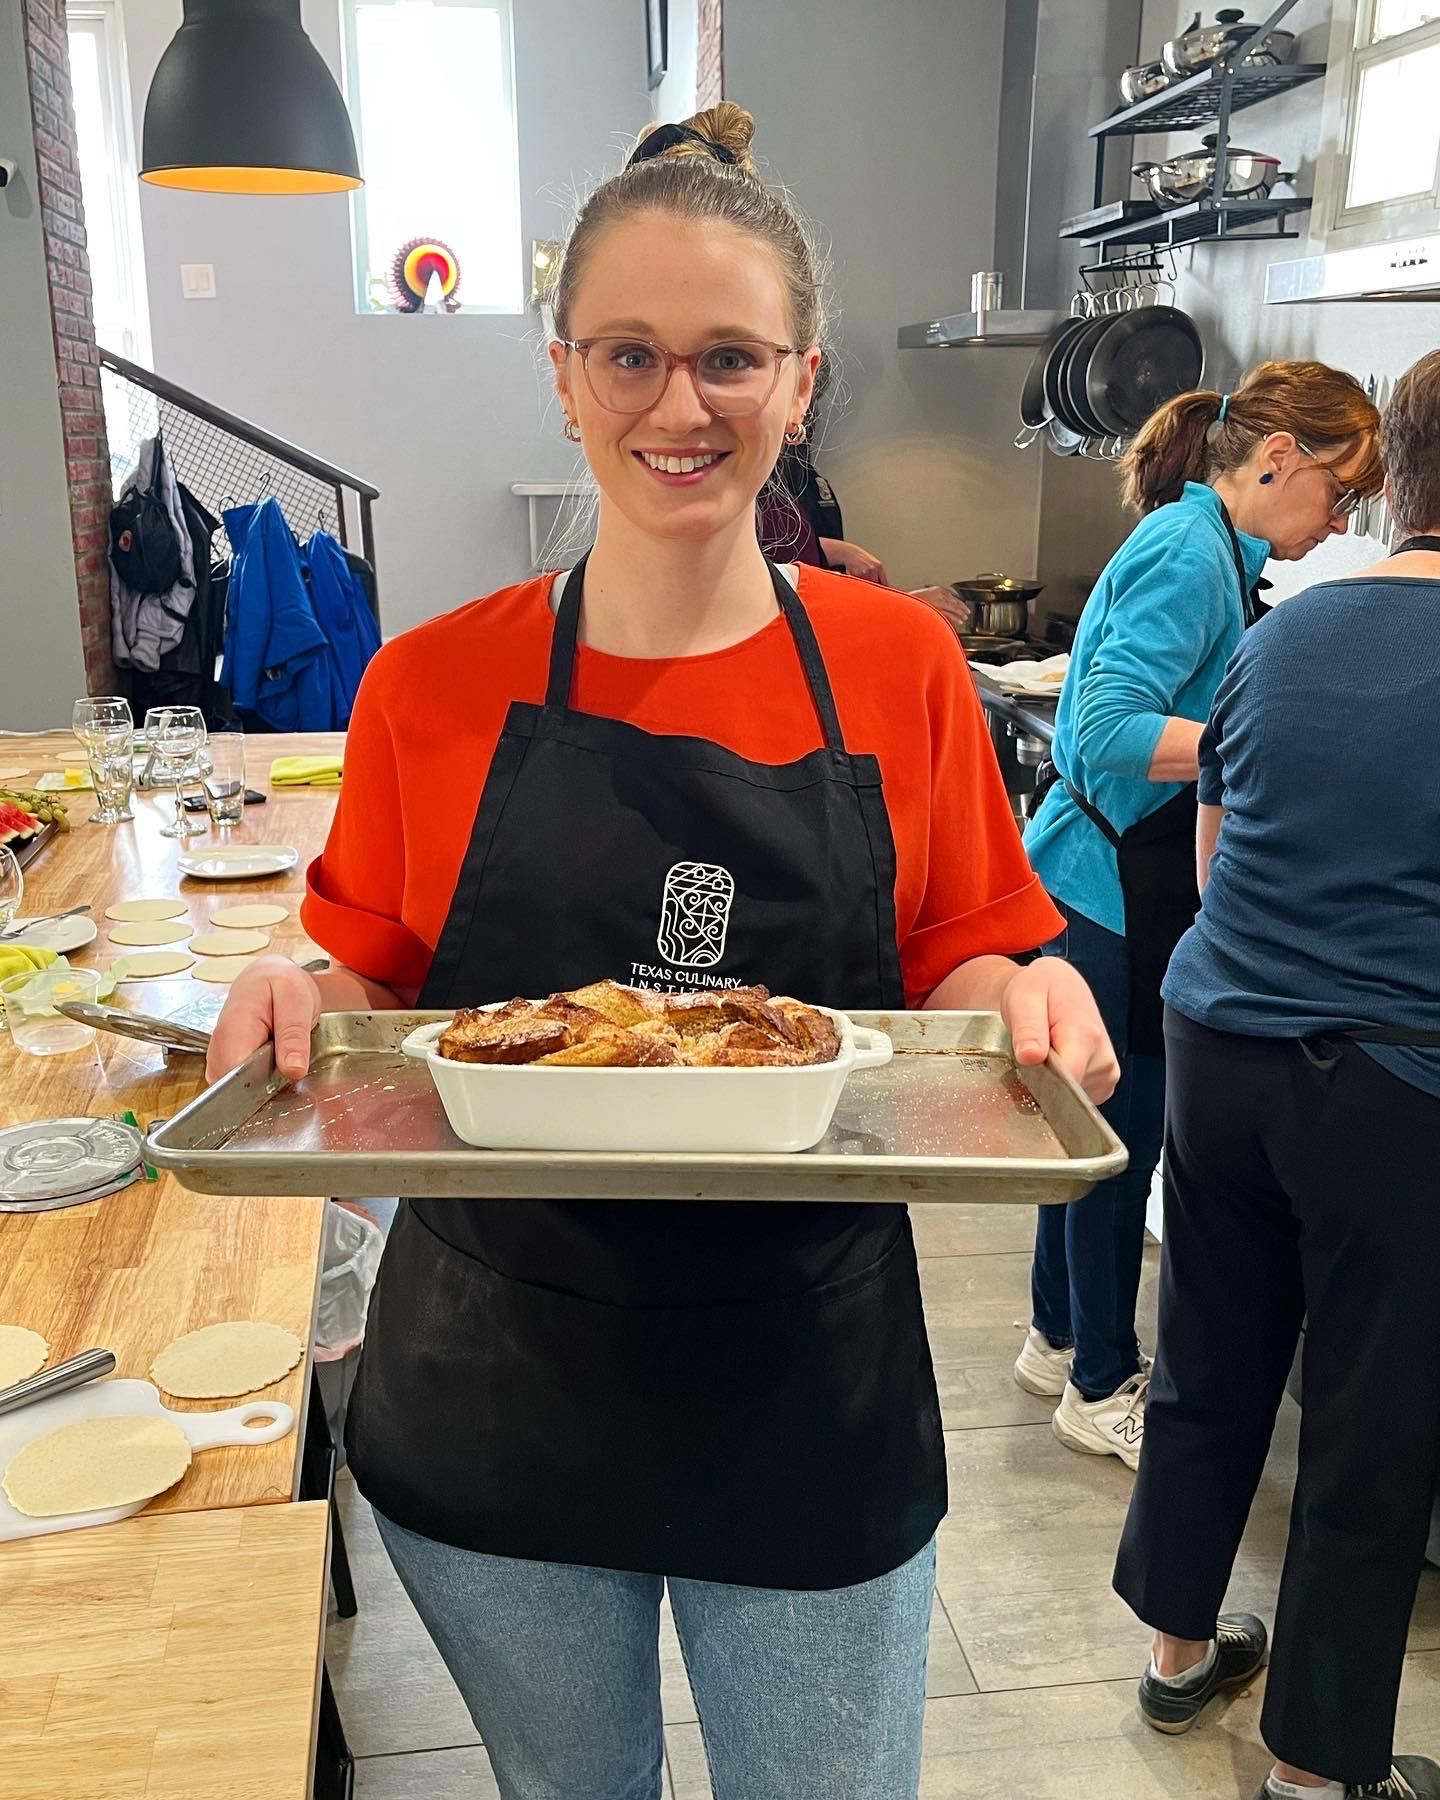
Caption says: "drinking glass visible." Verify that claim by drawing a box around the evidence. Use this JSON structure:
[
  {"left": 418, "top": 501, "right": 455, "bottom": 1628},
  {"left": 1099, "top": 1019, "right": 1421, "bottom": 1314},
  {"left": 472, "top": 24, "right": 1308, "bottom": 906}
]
[
  {"left": 0, "top": 966, "right": 101, "bottom": 1054},
  {"left": 202, "top": 733, "right": 245, "bottom": 827},
  {"left": 143, "top": 705, "right": 208, "bottom": 839},
  {"left": 72, "top": 695, "right": 135, "bottom": 824},
  {"left": 0, "top": 845, "right": 22, "bottom": 931}
]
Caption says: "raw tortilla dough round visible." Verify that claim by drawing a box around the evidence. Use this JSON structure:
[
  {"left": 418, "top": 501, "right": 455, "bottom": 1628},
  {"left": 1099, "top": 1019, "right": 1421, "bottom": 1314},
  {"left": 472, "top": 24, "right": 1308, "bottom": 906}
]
[
  {"left": 118, "top": 950, "right": 195, "bottom": 979},
  {"left": 151, "top": 1321, "right": 302, "bottom": 1399},
  {"left": 109, "top": 920, "right": 193, "bottom": 946},
  {"left": 0, "top": 767, "right": 31, "bottom": 783},
  {"left": 2, "top": 1414, "right": 192, "bottom": 1517},
  {"left": 210, "top": 903, "right": 288, "bottom": 930},
  {"left": 188, "top": 929, "right": 270, "bottom": 957},
  {"left": 191, "top": 955, "right": 268, "bottom": 984},
  {"left": 104, "top": 899, "right": 188, "bottom": 923},
  {"left": 0, "top": 1325, "right": 49, "bottom": 1389}
]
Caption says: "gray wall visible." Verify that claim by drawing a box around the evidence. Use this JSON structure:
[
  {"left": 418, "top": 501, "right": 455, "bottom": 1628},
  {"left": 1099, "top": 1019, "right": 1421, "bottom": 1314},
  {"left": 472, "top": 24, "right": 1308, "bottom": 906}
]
[
  {"left": 0, "top": 2, "right": 90, "bottom": 731},
  {"left": 1139, "top": 0, "right": 1440, "bottom": 598},
  {"left": 123, "top": 0, "right": 652, "bottom": 638},
  {"left": 726, "top": 0, "right": 1045, "bottom": 589}
]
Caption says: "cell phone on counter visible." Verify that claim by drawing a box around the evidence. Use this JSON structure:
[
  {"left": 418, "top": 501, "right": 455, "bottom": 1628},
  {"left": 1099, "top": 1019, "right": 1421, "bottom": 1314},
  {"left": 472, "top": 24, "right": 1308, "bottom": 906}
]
[{"left": 182, "top": 788, "right": 267, "bottom": 811}]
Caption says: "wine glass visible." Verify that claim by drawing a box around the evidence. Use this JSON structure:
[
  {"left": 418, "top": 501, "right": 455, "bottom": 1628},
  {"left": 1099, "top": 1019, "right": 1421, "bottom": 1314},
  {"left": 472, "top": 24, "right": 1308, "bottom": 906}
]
[
  {"left": 0, "top": 846, "right": 22, "bottom": 933},
  {"left": 143, "top": 705, "right": 208, "bottom": 839},
  {"left": 72, "top": 695, "right": 135, "bottom": 824}
]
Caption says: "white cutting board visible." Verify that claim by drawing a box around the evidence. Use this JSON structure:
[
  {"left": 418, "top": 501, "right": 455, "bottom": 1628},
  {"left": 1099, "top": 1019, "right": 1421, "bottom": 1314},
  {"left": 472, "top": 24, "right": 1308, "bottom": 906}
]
[{"left": 0, "top": 1377, "right": 295, "bottom": 1541}]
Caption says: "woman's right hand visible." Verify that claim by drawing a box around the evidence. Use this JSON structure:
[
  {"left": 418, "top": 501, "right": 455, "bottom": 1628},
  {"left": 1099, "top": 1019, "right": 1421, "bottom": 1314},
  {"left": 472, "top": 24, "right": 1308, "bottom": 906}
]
[{"left": 206, "top": 954, "right": 323, "bottom": 1083}]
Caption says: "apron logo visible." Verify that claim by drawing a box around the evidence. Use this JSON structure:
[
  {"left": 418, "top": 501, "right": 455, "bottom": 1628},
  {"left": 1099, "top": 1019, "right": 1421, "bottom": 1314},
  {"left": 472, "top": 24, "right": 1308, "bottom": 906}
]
[{"left": 657, "top": 862, "right": 734, "bottom": 968}]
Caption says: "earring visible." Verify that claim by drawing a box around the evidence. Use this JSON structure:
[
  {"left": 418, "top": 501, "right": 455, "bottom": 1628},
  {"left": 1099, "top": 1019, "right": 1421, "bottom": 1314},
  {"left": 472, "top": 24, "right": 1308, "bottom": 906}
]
[
  {"left": 1258, "top": 472, "right": 1274, "bottom": 485},
  {"left": 563, "top": 418, "right": 581, "bottom": 443},
  {"left": 784, "top": 422, "right": 807, "bottom": 445}
]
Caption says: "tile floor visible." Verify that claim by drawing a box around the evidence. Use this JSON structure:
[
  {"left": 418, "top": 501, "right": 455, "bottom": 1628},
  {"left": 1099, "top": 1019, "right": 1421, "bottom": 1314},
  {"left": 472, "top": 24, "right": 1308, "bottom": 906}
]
[{"left": 328, "top": 1202, "right": 1440, "bottom": 1797}]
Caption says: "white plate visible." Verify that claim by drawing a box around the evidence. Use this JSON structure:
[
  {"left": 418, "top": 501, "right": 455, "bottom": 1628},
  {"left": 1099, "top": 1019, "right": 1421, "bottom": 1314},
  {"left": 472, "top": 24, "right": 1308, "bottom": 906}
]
[
  {"left": 177, "top": 845, "right": 299, "bottom": 881},
  {"left": 0, "top": 1376, "right": 295, "bottom": 1541},
  {"left": 0, "top": 914, "right": 98, "bottom": 953}
]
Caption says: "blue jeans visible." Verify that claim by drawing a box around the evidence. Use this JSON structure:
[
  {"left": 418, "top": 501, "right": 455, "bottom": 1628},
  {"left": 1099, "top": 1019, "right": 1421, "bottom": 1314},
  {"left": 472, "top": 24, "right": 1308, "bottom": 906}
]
[
  {"left": 373, "top": 1511, "right": 934, "bottom": 1800},
  {"left": 1030, "top": 900, "right": 1166, "bottom": 1399}
]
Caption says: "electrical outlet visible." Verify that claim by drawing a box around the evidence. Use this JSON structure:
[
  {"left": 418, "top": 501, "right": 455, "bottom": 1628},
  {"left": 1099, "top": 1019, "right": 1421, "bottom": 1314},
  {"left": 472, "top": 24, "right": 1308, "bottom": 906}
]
[{"left": 180, "top": 263, "right": 217, "bottom": 300}]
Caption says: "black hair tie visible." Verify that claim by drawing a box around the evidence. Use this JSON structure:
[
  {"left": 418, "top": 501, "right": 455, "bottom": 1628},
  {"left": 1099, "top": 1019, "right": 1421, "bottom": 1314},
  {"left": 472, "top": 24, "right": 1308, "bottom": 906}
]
[{"left": 627, "top": 122, "right": 738, "bottom": 167}]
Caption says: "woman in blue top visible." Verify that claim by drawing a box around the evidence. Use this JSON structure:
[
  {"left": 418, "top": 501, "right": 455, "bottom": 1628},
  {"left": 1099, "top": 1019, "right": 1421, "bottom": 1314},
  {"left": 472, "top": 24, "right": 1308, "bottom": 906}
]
[
  {"left": 1116, "top": 351, "right": 1440, "bottom": 1799},
  {"left": 1017, "top": 360, "right": 1382, "bottom": 1468}
]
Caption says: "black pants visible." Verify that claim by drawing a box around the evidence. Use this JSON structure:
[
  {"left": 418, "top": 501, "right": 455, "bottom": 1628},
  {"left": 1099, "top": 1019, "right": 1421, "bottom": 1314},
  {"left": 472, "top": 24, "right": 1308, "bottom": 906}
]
[{"left": 1114, "top": 1010, "right": 1440, "bottom": 1784}]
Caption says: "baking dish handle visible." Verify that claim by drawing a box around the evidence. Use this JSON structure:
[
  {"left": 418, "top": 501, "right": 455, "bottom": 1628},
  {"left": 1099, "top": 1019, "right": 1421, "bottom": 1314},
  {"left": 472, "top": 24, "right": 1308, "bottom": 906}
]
[{"left": 848, "top": 1026, "right": 894, "bottom": 1070}]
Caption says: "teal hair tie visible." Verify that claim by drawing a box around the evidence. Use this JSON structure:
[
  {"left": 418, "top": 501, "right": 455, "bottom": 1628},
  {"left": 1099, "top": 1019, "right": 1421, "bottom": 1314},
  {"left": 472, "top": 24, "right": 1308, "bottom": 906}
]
[{"left": 1218, "top": 393, "right": 1231, "bottom": 423}]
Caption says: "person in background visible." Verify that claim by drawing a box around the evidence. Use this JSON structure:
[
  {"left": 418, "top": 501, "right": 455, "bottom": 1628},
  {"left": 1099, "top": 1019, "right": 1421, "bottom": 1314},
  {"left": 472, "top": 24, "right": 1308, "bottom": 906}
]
[
  {"left": 756, "top": 360, "right": 890, "bottom": 580},
  {"left": 207, "top": 102, "right": 1115, "bottom": 1800},
  {"left": 1115, "top": 350, "right": 1440, "bottom": 1800},
  {"left": 1017, "top": 362, "right": 1382, "bottom": 1469}
]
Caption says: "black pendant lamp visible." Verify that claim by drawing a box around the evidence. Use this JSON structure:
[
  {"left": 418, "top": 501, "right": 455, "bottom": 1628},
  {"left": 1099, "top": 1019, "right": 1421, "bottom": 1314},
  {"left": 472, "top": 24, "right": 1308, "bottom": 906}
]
[{"left": 142, "top": 0, "right": 361, "bottom": 195}]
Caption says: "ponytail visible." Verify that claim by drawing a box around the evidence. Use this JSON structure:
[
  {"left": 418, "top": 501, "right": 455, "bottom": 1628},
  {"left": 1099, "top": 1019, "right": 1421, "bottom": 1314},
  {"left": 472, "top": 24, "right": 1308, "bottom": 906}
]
[{"left": 1119, "top": 360, "right": 1383, "bottom": 515}]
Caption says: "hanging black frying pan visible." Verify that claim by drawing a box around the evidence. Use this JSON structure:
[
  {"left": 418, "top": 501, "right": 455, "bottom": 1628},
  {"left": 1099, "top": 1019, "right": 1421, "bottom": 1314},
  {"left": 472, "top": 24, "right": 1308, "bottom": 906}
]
[
  {"left": 1022, "top": 316, "right": 1086, "bottom": 429},
  {"left": 1042, "top": 315, "right": 1099, "bottom": 435},
  {"left": 1046, "top": 416, "right": 1086, "bottom": 455},
  {"left": 1058, "top": 313, "right": 1117, "bottom": 437},
  {"left": 1084, "top": 305, "right": 1204, "bottom": 436}
]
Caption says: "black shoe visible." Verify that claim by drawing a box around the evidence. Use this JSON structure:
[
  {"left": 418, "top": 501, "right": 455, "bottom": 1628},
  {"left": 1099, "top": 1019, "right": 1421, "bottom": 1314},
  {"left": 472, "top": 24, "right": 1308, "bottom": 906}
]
[
  {"left": 1348, "top": 1758, "right": 1440, "bottom": 1799},
  {"left": 1139, "top": 1612, "right": 1268, "bottom": 1735}
]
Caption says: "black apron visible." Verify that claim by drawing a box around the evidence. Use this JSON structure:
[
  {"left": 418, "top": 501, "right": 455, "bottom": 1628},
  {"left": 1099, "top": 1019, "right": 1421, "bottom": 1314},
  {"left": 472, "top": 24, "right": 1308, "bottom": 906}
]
[
  {"left": 346, "top": 553, "right": 946, "bottom": 1590},
  {"left": 1050, "top": 502, "right": 1260, "bottom": 1057}
]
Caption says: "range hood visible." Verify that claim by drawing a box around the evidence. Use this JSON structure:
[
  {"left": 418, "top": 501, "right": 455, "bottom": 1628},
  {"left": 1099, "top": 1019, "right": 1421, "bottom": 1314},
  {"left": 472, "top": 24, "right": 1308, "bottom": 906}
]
[
  {"left": 1266, "top": 235, "right": 1440, "bottom": 303},
  {"left": 898, "top": 1, "right": 1142, "bottom": 350}
]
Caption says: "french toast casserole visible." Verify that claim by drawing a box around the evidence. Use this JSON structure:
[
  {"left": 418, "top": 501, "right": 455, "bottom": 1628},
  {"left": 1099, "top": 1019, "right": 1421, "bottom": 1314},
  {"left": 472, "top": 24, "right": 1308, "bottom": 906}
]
[{"left": 435, "top": 979, "right": 842, "bottom": 1068}]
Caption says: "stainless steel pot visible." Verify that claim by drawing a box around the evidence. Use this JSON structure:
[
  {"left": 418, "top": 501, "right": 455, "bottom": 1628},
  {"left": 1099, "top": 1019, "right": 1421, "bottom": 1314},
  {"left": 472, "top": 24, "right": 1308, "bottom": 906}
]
[
  {"left": 1162, "top": 8, "right": 1296, "bottom": 78},
  {"left": 950, "top": 574, "right": 1044, "bottom": 637},
  {"left": 1132, "top": 134, "right": 1288, "bottom": 207},
  {"left": 1119, "top": 59, "right": 1171, "bottom": 105}
]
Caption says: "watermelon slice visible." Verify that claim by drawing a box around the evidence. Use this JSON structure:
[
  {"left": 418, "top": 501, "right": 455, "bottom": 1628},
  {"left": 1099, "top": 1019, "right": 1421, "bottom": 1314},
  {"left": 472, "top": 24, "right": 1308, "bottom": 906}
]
[{"left": 0, "top": 800, "right": 40, "bottom": 845}]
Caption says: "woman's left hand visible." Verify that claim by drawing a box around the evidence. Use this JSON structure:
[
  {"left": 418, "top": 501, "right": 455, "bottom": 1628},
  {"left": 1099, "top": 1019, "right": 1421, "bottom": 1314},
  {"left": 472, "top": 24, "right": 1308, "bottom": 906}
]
[{"left": 1001, "top": 957, "right": 1119, "bottom": 1103}]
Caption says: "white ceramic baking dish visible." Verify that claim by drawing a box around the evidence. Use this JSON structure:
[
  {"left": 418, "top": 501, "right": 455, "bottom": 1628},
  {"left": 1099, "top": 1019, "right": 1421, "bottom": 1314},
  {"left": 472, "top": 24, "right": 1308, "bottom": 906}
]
[{"left": 398, "top": 1004, "right": 893, "bottom": 1153}]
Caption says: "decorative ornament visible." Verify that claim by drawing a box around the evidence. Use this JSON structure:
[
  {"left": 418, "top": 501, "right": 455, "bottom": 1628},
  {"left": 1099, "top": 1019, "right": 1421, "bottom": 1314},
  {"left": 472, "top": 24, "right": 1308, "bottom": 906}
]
[
  {"left": 389, "top": 236, "right": 462, "bottom": 313},
  {"left": 563, "top": 419, "right": 582, "bottom": 442},
  {"left": 785, "top": 422, "right": 807, "bottom": 445}
]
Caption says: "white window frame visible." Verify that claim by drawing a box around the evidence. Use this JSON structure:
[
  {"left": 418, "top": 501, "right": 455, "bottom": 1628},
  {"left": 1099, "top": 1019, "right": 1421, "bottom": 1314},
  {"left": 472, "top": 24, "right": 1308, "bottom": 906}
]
[
  {"left": 338, "top": 0, "right": 525, "bottom": 316},
  {"left": 1311, "top": 0, "right": 1440, "bottom": 249},
  {"left": 66, "top": 0, "right": 152, "bottom": 366}
]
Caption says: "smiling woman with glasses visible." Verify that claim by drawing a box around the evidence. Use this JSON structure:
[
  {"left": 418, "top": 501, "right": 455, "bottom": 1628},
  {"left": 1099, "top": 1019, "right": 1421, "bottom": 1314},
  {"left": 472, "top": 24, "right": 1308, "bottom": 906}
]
[{"left": 204, "top": 97, "right": 1114, "bottom": 1800}]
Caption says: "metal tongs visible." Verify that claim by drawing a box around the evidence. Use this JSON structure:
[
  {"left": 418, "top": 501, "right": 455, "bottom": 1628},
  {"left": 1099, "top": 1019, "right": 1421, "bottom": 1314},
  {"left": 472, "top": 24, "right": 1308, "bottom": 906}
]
[
  {"left": 54, "top": 1001, "right": 213, "bottom": 1055},
  {"left": 0, "top": 1348, "right": 117, "bottom": 1418}
]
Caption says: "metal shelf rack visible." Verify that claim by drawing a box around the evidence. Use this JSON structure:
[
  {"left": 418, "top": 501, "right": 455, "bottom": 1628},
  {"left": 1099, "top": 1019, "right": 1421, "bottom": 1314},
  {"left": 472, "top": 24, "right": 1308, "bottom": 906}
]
[{"left": 1079, "top": 0, "right": 1320, "bottom": 268}]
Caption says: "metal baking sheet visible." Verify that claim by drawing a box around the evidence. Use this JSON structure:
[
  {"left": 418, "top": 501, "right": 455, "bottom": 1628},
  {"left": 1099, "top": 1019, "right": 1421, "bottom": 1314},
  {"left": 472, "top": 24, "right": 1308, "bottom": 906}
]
[{"left": 144, "top": 1011, "right": 1127, "bottom": 1205}]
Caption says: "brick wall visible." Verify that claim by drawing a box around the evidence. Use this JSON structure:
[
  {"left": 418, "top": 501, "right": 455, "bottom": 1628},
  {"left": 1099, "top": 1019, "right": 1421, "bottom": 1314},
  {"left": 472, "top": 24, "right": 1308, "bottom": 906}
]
[
  {"left": 20, "top": 0, "right": 115, "bottom": 696},
  {"left": 697, "top": 0, "right": 723, "bottom": 107}
]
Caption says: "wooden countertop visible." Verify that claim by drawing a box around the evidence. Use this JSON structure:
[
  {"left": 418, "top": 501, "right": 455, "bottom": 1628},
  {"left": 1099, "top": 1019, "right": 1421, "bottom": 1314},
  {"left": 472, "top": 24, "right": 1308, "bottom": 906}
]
[
  {"left": 0, "top": 1501, "right": 329, "bottom": 1800},
  {"left": 0, "top": 731, "right": 345, "bottom": 1512}
]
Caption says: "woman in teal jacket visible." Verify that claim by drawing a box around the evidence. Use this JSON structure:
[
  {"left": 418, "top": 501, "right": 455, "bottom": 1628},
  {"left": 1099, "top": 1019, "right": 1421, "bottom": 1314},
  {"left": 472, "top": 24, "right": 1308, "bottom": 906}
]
[{"left": 1017, "top": 361, "right": 1382, "bottom": 1468}]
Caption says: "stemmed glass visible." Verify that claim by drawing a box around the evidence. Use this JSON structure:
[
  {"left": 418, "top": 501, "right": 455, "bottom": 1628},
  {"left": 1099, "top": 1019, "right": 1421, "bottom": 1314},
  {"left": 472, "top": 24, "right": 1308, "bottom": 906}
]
[
  {"left": 0, "top": 846, "right": 22, "bottom": 933},
  {"left": 72, "top": 695, "right": 135, "bottom": 824},
  {"left": 143, "top": 706, "right": 208, "bottom": 839}
]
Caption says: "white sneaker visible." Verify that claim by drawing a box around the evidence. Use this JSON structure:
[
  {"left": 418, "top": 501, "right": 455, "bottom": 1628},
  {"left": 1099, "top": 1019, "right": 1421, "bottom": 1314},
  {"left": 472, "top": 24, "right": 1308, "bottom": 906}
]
[
  {"left": 1014, "top": 1326, "right": 1074, "bottom": 1397},
  {"left": 1052, "top": 1373, "right": 1149, "bottom": 1470}
]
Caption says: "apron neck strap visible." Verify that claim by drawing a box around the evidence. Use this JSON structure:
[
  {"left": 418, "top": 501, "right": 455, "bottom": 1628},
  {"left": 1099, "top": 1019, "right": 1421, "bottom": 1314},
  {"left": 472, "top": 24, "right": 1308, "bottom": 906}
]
[
  {"left": 1394, "top": 535, "right": 1440, "bottom": 555},
  {"left": 546, "top": 552, "right": 848, "bottom": 752},
  {"left": 1216, "top": 498, "right": 1260, "bottom": 628}
]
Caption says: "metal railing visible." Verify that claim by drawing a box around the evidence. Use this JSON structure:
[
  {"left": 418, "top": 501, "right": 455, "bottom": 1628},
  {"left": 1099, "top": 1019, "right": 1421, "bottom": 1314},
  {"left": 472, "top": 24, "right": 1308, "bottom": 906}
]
[{"left": 98, "top": 347, "right": 379, "bottom": 611}]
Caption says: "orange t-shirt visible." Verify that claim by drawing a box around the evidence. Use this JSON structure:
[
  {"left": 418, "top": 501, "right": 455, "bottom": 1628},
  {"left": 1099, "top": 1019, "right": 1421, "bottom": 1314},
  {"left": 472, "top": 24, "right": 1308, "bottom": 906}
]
[{"left": 301, "top": 565, "right": 1061, "bottom": 1006}]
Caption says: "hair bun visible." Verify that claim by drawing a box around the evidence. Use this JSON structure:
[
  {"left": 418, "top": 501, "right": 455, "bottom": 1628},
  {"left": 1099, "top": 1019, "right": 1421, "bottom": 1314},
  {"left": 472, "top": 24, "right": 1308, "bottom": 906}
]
[{"left": 631, "top": 102, "right": 758, "bottom": 175}]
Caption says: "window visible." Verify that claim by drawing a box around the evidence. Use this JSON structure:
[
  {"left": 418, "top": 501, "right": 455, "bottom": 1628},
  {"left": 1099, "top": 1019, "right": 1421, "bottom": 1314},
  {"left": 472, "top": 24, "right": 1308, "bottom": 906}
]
[
  {"left": 1316, "top": 0, "right": 1440, "bottom": 243},
  {"left": 67, "top": 1, "right": 151, "bottom": 364},
  {"left": 341, "top": 0, "right": 524, "bottom": 315}
]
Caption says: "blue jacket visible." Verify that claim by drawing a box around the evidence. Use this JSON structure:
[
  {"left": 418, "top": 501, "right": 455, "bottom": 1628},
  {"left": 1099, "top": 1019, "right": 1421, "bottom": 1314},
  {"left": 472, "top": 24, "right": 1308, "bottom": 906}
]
[
  {"left": 303, "top": 529, "right": 382, "bottom": 729},
  {"left": 1024, "top": 482, "right": 1270, "bottom": 936},
  {"left": 221, "top": 499, "right": 379, "bottom": 732}
]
